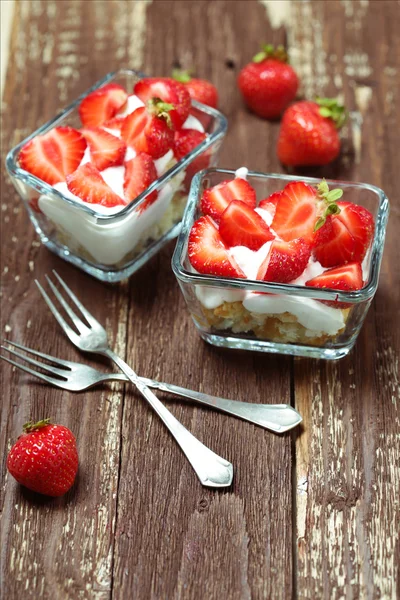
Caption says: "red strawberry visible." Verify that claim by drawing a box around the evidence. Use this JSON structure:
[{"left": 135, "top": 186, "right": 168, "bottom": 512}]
[
  {"left": 174, "top": 128, "right": 209, "bottom": 191},
  {"left": 121, "top": 102, "right": 174, "bottom": 159},
  {"left": 334, "top": 202, "right": 374, "bottom": 261},
  {"left": 188, "top": 215, "right": 245, "bottom": 278},
  {"left": 277, "top": 98, "right": 346, "bottom": 166},
  {"left": 271, "top": 181, "right": 318, "bottom": 242},
  {"left": 103, "top": 116, "right": 125, "bottom": 132},
  {"left": 134, "top": 77, "right": 191, "bottom": 129},
  {"left": 81, "top": 127, "right": 126, "bottom": 171},
  {"left": 257, "top": 238, "right": 311, "bottom": 283},
  {"left": 79, "top": 83, "right": 128, "bottom": 127},
  {"left": 313, "top": 217, "right": 355, "bottom": 267},
  {"left": 259, "top": 191, "right": 283, "bottom": 210},
  {"left": 219, "top": 200, "right": 274, "bottom": 250},
  {"left": 271, "top": 180, "right": 344, "bottom": 243},
  {"left": 19, "top": 126, "right": 86, "bottom": 186},
  {"left": 7, "top": 419, "right": 78, "bottom": 497},
  {"left": 66, "top": 163, "right": 125, "bottom": 207},
  {"left": 238, "top": 45, "right": 299, "bottom": 119},
  {"left": 306, "top": 262, "right": 363, "bottom": 308},
  {"left": 201, "top": 178, "right": 257, "bottom": 221},
  {"left": 123, "top": 152, "right": 158, "bottom": 211},
  {"left": 172, "top": 69, "right": 218, "bottom": 108}
]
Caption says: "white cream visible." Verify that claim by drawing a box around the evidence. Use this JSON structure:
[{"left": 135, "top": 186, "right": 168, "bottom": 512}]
[
  {"left": 235, "top": 166, "right": 248, "bottom": 180},
  {"left": 182, "top": 114, "right": 204, "bottom": 132}
]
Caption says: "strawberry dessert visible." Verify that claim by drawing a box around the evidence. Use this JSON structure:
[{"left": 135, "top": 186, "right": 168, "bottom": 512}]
[
  {"left": 187, "top": 169, "right": 375, "bottom": 346},
  {"left": 18, "top": 78, "right": 211, "bottom": 268}
]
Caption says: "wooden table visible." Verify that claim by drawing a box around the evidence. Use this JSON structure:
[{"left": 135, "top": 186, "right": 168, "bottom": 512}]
[{"left": 1, "top": 1, "right": 399, "bottom": 598}]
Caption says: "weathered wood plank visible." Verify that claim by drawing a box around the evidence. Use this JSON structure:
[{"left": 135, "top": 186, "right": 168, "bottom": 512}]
[{"left": 289, "top": 1, "right": 400, "bottom": 598}]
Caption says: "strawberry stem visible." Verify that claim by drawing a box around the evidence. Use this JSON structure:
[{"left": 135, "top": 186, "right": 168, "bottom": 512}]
[
  {"left": 252, "top": 44, "right": 288, "bottom": 63},
  {"left": 147, "top": 98, "right": 174, "bottom": 128},
  {"left": 172, "top": 68, "right": 192, "bottom": 83},
  {"left": 314, "top": 179, "right": 343, "bottom": 231},
  {"left": 23, "top": 418, "right": 51, "bottom": 433},
  {"left": 316, "top": 97, "right": 347, "bottom": 128}
]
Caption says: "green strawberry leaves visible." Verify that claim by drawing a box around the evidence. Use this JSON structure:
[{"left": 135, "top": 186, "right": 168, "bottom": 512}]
[
  {"left": 253, "top": 44, "right": 288, "bottom": 63},
  {"left": 147, "top": 97, "right": 174, "bottom": 128},
  {"left": 24, "top": 418, "right": 51, "bottom": 433},
  {"left": 314, "top": 179, "right": 343, "bottom": 231},
  {"left": 316, "top": 97, "right": 347, "bottom": 128},
  {"left": 172, "top": 69, "right": 192, "bottom": 84}
]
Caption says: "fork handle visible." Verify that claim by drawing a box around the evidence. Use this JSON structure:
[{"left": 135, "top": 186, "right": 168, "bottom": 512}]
[
  {"left": 104, "top": 350, "right": 233, "bottom": 488},
  {"left": 140, "top": 379, "right": 302, "bottom": 433}
]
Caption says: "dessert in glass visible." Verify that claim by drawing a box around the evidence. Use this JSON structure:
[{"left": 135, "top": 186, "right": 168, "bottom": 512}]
[
  {"left": 6, "top": 70, "right": 227, "bottom": 282},
  {"left": 172, "top": 167, "right": 389, "bottom": 359}
]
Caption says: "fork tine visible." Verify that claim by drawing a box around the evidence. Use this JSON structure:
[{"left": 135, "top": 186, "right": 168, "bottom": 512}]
[
  {"left": 45, "top": 275, "right": 89, "bottom": 335},
  {"left": 0, "top": 354, "right": 67, "bottom": 388},
  {"left": 35, "top": 279, "right": 80, "bottom": 345},
  {"left": 52, "top": 270, "right": 100, "bottom": 328},
  {"left": 1, "top": 345, "right": 69, "bottom": 378},
  {"left": 3, "top": 340, "right": 73, "bottom": 368}
]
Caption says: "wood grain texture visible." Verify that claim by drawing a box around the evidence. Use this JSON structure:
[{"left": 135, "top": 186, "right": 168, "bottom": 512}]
[{"left": 0, "top": 1, "right": 399, "bottom": 599}]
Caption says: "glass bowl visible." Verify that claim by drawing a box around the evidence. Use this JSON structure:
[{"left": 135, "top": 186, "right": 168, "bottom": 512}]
[
  {"left": 5, "top": 69, "right": 227, "bottom": 282},
  {"left": 172, "top": 168, "right": 389, "bottom": 360}
]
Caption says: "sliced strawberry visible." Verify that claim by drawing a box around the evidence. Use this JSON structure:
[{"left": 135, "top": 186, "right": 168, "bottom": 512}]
[
  {"left": 313, "top": 216, "right": 355, "bottom": 267},
  {"left": 271, "top": 181, "right": 318, "bottom": 242},
  {"left": 257, "top": 238, "right": 311, "bottom": 283},
  {"left": 219, "top": 200, "right": 274, "bottom": 251},
  {"left": 200, "top": 178, "right": 257, "bottom": 221},
  {"left": 19, "top": 126, "right": 87, "bottom": 185},
  {"left": 174, "top": 128, "right": 209, "bottom": 191},
  {"left": 305, "top": 262, "right": 363, "bottom": 308},
  {"left": 134, "top": 77, "right": 191, "bottom": 129},
  {"left": 335, "top": 201, "right": 374, "bottom": 262},
  {"left": 81, "top": 127, "right": 126, "bottom": 171},
  {"left": 66, "top": 163, "right": 125, "bottom": 208},
  {"left": 103, "top": 116, "right": 125, "bottom": 132},
  {"left": 173, "top": 129, "right": 206, "bottom": 160},
  {"left": 259, "top": 191, "right": 283, "bottom": 209},
  {"left": 121, "top": 105, "right": 174, "bottom": 159},
  {"left": 123, "top": 153, "right": 158, "bottom": 212},
  {"left": 188, "top": 215, "right": 246, "bottom": 278},
  {"left": 79, "top": 83, "right": 128, "bottom": 127}
]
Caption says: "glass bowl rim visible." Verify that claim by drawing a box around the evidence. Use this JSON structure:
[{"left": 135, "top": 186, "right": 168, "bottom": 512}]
[
  {"left": 5, "top": 69, "right": 228, "bottom": 223},
  {"left": 172, "top": 167, "right": 390, "bottom": 304}
]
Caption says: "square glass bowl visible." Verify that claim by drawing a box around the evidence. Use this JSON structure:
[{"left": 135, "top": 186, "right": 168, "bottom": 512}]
[
  {"left": 172, "top": 169, "right": 389, "bottom": 360},
  {"left": 6, "top": 69, "right": 227, "bottom": 282}
]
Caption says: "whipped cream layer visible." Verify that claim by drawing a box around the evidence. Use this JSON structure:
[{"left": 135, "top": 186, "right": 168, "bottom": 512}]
[{"left": 37, "top": 95, "right": 205, "bottom": 265}]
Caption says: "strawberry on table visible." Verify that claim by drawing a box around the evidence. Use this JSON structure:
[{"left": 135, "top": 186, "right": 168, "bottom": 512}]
[
  {"left": 123, "top": 152, "right": 158, "bottom": 211},
  {"left": 188, "top": 215, "right": 245, "bottom": 278},
  {"left": 19, "top": 126, "right": 87, "bottom": 186},
  {"left": 238, "top": 44, "right": 299, "bottom": 119},
  {"left": 200, "top": 177, "right": 257, "bottom": 221},
  {"left": 81, "top": 127, "right": 126, "bottom": 171},
  {"left": 172, "top": 69, "right": 218, "bottom": 109},
  {"left": 219, "top": 200, "right": 274, "bottom": 251},
  {"left": 121, "top": 100, "right": 175, "bottom": 159},
  {"left": 306, "top": 262, "right": 363, "bottom": 308},
  {"left": 271, "top": 180, "right": 343, "bottom": 243},
  {"left": 277, "top": 97, "right": 346, "bottom": 167},
  {"left": 257, "top": 238, "right": 311, "bottom": 283},
  {"left": 134, "top": 77, "right": 191, "bottom": 129},
  {"left": 7, "top": 419, "right": 78, "bottom": 497},
  {"left": 66, "top": 163, "right": 126, "bottom": 208},
  {"left": 79, "top": 83, "right": 128, "bottom": 127}
]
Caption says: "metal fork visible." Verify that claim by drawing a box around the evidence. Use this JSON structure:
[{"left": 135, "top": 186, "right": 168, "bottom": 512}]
[
  {"left": 35, "top": 271, "right": 233, "bottom": 488},
  {"left": 1, "top": 341, "right": 302, "bottom": 433}
]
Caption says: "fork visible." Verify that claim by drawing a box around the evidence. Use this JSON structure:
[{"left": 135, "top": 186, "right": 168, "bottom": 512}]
[
  {"left": 35, "top": 271, "right": 233, "bottom": 488},
  {"left": 1, "top": 341, "right": 302, "bottom": 433}
]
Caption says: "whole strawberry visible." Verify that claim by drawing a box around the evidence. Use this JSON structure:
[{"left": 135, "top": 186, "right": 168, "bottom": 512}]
[
  {"left": 172, "top": 69, "right": 218, "bottom": 109},
  {"left": 238, "top": 44, "right": 299, "bottom": 119},
  {"left": 277, "top": 97, "right": 346, "bottom": 166},
  {"left": 7, "top": 419, "right": 78, "bottom": 497}
]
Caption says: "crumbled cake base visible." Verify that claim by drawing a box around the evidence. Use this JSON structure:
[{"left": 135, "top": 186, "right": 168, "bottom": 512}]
[{"left": 201, "top": 301, "right": 349, "bottom": 346}]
